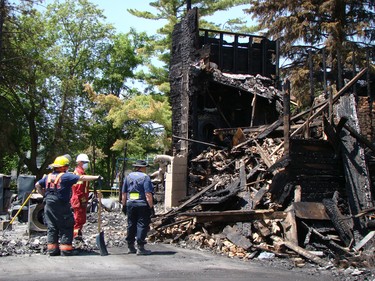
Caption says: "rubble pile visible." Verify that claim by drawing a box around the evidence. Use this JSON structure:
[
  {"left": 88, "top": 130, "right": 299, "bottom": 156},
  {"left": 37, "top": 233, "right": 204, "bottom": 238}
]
[
  {"left": 148, "top": 130, "right": 375, "bottom": 277},
  {"left": 0, "top": 207, "right": 127, "bottom": 256}
]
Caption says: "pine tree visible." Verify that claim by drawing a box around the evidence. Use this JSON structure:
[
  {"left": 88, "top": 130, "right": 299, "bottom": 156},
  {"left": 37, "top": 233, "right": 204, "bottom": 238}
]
[{"left": 247, "top": 0, "right": 374, "bottom": 106}]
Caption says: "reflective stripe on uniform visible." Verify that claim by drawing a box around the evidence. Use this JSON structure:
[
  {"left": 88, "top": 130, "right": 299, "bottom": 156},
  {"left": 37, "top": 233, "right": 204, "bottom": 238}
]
[
  {"left": 46, "top": 172, "right": 64, "bottom": 190},
  {"left": 60, "top": 244, "right": 73, "bottom": 251},
  {"left": 47, "top": 243, "right": 59, "bottom": 250}
]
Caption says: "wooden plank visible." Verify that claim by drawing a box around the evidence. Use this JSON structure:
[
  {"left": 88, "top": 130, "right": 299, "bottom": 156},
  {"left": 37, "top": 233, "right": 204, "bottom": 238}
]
[
  {"left": 281, "top": 205, "right": 298, "bottom": 245},
  {"left": 232, "top": 128, "right": 247, "bottom": 147},
  {"left": 251, "top": 186, "right": 268, "bottom": 210},
  {"left": 293, "top": 202, "right": 329, "bottom": 220},
  {"left": 257, "top": 118, "right": 283, "bottom": 139},
  {"left": 294, "top": 185, "right": 301, "bottom": 203},
  {"left": 292, "top": 68, "right": 368, "bottom": 138},
  {"left": 239, "top": 160, "right": 246, "bottom": 190},
  {"left": 283, "top": 79, "right": 291, "bottom": 155},
  {"left": 179, "top": 210, "right": 287, "bottom": 223},
  {"left": 165, "top": 180, "right": 218, "bottom": 216},
  {"left": 271, "top": 235, "right": 331, "bottom": 267},
  {"left": 353, "top": 231, "right": 375, "bottom": 251}
]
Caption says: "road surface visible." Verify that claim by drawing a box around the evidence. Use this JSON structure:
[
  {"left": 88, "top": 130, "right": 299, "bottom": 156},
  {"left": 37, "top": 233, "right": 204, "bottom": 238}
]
[{"left": 0, "top": 243, "right": 339, "bottom": 281}]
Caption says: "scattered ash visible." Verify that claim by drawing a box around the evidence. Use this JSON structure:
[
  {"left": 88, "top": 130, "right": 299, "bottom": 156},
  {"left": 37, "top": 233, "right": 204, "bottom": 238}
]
[{"left": 0, "top": 204, "right": 374, "bottom": 281}]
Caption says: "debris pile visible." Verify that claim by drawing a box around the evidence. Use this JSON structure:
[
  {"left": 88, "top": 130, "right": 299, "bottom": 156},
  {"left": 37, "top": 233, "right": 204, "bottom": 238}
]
[
  {"left": 0, "top": 209, "right": 128, "bottom": 256},
  {"left": 148, "top": 129, "right": 375, "bottom": 274}
]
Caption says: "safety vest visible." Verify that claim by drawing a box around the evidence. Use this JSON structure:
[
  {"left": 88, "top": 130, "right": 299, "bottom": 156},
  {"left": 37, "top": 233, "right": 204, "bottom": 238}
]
[
  {"left": 73, "top": 169, "right": 89, "bottom": 194},
  {"left": 126, "top": 173, "right": 147, "bottom": 202},
  {"left": 46, "top": 172, "right": 64, "bottom": 192}
]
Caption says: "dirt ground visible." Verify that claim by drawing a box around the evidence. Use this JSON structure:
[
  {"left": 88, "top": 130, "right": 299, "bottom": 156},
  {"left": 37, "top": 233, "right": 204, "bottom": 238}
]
[{"left": 0, "top": 204, "right": 374, "bottom": 281}]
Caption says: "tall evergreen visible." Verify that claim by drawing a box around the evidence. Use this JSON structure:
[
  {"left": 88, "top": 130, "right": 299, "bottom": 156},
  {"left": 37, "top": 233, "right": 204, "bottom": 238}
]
[{"left": 247, "top": 0, "right": 374, "bottom": 106}]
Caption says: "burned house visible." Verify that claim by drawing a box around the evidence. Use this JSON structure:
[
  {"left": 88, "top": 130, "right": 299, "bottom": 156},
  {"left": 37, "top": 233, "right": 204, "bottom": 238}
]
[
  {"left": 158, "top": 7, "right": 375, "bottom": 268},
  {"left": 170, "top": 9, "right": 282, "bottom": 157}
]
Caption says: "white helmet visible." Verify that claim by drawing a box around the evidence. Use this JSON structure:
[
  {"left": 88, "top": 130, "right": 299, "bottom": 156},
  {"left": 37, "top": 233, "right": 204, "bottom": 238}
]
[{"left": 76, "top": 153, "right": 90, "bottom": 163}]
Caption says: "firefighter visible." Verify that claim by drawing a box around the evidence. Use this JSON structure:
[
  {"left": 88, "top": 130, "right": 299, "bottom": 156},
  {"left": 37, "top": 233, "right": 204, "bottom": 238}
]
[
  {"left": 35, "top": 155, "right": 101, "bottom": 256},
  {"left": 122, "top": 160, "right": 154, "bottom": 255},
  {"left": 71, "top": 153, "right": 91, "bottom": 240}
]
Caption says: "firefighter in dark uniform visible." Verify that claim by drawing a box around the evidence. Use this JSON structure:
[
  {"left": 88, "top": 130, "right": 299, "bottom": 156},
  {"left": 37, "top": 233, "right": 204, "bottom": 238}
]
[
  {"left": 122, "top": 160, "right": 154, "bottom": 255},
  {"left": 35, "top": 155, "right": 101, "bottom": 256}
]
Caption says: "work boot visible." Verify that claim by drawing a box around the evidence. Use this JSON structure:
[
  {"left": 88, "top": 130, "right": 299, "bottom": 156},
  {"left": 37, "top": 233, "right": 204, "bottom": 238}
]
[
  {"left": 61, "top": 249, "right": 80, "bottom": 256},
  {"left": 127, "top": 243, "right": 137, "bottom": 254},
  {"left": 136, "top": 244, "right": 151, "bottom": 256},
  {"left": 47, "top": 249, "right": 60, "bottom": 256},
  {"left": 74, "top": 235, "right": 83, "bottom": 241}
]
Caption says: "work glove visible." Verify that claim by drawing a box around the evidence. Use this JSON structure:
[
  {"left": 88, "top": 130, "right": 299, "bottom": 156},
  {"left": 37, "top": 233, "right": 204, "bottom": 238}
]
[
  {"left": 150, "top": 206, "right": 155, "bottom": 218},
  {"left": 122, "top": 204, "right": 127, "bottom": 216}
]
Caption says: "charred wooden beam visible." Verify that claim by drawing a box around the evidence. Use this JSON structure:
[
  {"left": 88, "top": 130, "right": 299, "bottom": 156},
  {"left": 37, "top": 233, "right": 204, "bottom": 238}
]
[
  {"left": 283, "top": 79, "right": 291, "bottom": 155},
  {"left": 271, "top": 235, "right": 331, "bottom": 267},
  {"left": 164, "top": 180, "right": 219, "bottom": 217},
  {"left": 268, "top": 68, "right": 369, "bottom": 157},
  {"left": 300, "top": 221, "right": 351, "bottom": 256},
  {"left": 343, "top": 123, "right": 375, "bottom": 153},
  {"left": 172, "top": 135, "right": 224, "bottom": 149},
  {"left": 290, "top": 67, "right": 368, "bottom": 124},
  {"left": 323, "top": 198, "right": 354, "bottom": 247},
  {"left": 179, "top": 209, "right": 287, "bottom": 223},
  {"left": 323, "top": 116, "right": 340, "bottom": 155},
  {"left": 257, "top": 118, "right": 283, "bottom": 139},
  {"left": 336, "top": 94, "right": 374, "bottom": 233}
]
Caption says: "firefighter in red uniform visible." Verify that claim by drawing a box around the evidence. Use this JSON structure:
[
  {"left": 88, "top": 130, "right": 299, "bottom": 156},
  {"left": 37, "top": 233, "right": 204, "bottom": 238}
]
[{"left": 71, "top": 153, "right": 91, "bottom": 239}]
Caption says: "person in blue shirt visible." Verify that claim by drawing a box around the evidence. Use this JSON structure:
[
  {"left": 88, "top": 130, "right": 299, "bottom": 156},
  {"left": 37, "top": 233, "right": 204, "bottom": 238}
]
[
  {"left": 122, "top": 160, "right": 154, "bottom": 255},
  {"left": 35, "top": 155, "right": 101, "bottom": 256}
]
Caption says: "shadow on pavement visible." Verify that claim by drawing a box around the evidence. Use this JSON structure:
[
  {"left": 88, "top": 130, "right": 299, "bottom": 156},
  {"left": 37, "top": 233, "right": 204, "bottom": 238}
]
[{"left": 149, "top": 250, "right": 177, "bottom": 256}]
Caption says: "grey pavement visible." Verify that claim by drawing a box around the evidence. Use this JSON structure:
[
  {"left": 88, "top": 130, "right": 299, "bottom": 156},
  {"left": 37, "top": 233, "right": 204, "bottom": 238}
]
[{"left": 0, "top": 243, "right": 339, "bottom": 281}]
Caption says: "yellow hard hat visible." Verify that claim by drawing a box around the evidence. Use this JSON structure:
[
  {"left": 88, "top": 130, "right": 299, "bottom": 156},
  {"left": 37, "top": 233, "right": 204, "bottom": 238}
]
[{"left": 50, "top": 156, "right": 70, "bottom": 168}]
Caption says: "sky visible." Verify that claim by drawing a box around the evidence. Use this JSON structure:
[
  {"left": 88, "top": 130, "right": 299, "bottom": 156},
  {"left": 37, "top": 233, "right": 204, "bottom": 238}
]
[
  {"left": 33, "top": 0, "right": 254, "bottom": 90},
  {"left": 79, "top": 1, "right": 252, "bottom": 35},
  {"left": 32, "top": 0, "right": 254, "bottom": 37}
]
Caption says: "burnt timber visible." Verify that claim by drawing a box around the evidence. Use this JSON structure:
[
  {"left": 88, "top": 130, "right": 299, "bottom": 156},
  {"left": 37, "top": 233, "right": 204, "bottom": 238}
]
[{"left": 166, "top": 7, "right": 375, "bottom": 268}]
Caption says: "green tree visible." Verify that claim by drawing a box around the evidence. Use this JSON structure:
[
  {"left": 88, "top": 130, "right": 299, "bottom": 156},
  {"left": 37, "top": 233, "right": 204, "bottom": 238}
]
[
  {"left": 0, "top": 0, "right": 115, "bottom": 178},
  {"left": 93, "top": 29, "right": 150, "bottom": 97},
  {"left": 247, "top": 0, "right": 375, "bottom": 107},
  {"left": 85, "top": 84, "right": 171, "bottom": 173},
  {"left": 82, "top": 30, "right": 150, "bottom": 185}
]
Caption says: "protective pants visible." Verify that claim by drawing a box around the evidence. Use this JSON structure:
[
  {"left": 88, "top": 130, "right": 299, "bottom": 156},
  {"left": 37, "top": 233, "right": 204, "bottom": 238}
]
[
  {"left": 126, "top": 202, "right": 151, "bottom": 246},
  {"left": 44, "top": 195, "right": 74, "bottom": 253},
  {"left": 72, "top": 205, "right": 87, "bottom": 237}
]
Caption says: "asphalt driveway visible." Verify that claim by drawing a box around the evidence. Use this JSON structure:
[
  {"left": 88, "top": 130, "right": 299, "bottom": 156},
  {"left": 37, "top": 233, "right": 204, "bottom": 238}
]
[{"left": 0, "top": 243, "right": 338, "bottom": 281}]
